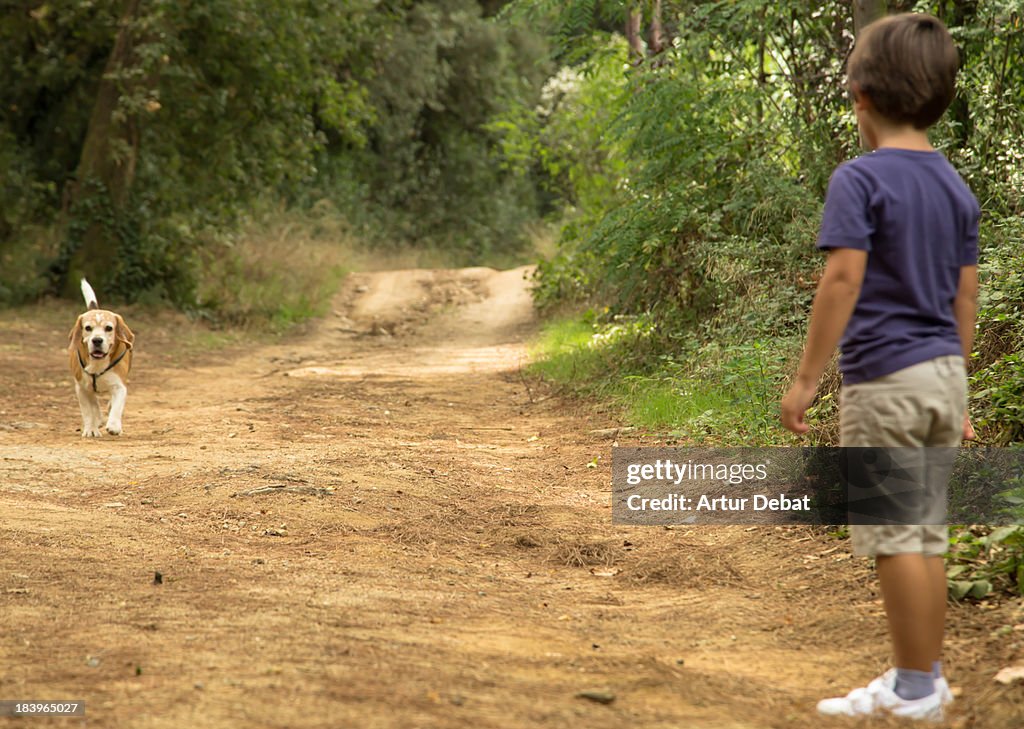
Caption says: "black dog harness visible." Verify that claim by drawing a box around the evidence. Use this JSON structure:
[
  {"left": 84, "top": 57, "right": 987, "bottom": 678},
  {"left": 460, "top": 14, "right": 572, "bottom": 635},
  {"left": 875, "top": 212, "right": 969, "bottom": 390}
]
[{"left": 77, "top": 349, "right": 129, "bottom": 392}]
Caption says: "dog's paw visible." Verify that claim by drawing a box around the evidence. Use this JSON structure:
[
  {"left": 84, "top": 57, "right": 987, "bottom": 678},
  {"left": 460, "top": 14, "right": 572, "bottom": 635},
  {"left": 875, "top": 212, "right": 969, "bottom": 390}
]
[
  {"left": 106, "top": 422, "right": 122, "bottom": 436},
  {"left": 81, "top": 427, "right": 103, "bottom": 438}
]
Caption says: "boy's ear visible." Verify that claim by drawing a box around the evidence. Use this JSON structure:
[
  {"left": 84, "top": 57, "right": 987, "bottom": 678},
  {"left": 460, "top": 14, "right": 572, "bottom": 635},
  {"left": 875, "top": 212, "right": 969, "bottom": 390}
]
[{"left": 849, "top": 82, "right": 873, "bottom": 110}]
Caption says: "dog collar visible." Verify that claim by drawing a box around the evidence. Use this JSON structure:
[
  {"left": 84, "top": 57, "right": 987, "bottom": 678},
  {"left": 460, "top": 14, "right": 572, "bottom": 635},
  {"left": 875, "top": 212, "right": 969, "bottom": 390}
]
[{"left": 77, "top": 348, "right": 129, "bottom": 392}]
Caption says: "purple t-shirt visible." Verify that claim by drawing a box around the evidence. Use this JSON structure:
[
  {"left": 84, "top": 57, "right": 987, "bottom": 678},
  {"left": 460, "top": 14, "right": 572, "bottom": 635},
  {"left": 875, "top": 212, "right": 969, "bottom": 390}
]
[{"left": 817, "top": 148, "right": 980, "bottom": 384}]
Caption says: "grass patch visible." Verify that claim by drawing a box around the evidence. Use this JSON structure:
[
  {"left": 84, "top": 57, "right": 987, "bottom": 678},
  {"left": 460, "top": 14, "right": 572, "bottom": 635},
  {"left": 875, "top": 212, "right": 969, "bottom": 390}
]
[
  {"left": 527, "top": 313, "right": 799, "bottom": 444},
  {"left": 620, "top": 376, "right": 731, "bottom": 431},
  {"left": 195, "top": 202, "right": 353, "bottom": 331},
  {"left": 528, "top": 318, "right": 605, "bottom": 382}
]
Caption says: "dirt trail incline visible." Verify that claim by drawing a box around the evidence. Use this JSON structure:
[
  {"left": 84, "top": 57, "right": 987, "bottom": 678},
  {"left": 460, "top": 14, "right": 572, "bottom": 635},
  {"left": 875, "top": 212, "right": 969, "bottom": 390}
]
[{"left": 1, "top": 267, "right": 1020, "bottom": 729}]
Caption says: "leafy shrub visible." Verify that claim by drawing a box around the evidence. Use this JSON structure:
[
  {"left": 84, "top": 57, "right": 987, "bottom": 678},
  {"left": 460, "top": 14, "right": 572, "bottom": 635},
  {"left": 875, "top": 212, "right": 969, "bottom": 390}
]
[
  {"left": 947, "top": 526, "right": 1024, "bottom": 601},
  {"left": 969, "top": 216, "right": 1024, "bottom": 444},
  {"left": 193, "top": 203, "right": 350, "bottom": 330}
]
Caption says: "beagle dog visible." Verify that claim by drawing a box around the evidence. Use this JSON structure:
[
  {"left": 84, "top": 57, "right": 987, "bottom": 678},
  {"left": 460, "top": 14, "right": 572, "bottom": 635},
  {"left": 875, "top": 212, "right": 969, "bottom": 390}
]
[{"left": 68, "top": 279, "right": 134, "bottom": 437}]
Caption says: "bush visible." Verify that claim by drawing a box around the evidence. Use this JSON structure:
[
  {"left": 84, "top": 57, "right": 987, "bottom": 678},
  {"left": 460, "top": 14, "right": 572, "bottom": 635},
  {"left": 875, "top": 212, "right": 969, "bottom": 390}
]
[{"left": 193, "top": 203, "right": 351, "bottom": 330}]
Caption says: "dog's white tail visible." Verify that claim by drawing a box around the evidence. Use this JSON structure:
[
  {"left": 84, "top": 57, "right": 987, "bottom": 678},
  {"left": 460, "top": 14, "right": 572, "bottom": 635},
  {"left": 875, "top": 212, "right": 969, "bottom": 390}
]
[{"left": 80, "top": 278, "right": 99, "bottom": 310}]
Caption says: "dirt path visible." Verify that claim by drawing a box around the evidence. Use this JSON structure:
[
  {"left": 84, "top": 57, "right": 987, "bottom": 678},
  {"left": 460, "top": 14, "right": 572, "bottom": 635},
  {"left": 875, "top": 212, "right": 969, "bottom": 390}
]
[{"left": 1, "top": 267, "right": 1021, "bottom": 729}]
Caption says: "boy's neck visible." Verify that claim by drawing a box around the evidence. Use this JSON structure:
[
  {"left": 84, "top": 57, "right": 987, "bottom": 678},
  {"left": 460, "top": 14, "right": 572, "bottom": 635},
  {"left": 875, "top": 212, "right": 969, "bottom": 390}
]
[
  {"left": 873, "top": 130, "right": 934, "bottom": 152},
  {"left": 869, "top": 119, "right": 934, "bottom": 152}
]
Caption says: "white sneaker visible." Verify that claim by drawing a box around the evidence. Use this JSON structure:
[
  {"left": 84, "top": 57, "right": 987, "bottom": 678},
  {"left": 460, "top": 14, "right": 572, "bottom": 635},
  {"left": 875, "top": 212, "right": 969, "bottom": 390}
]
[
  {"left": 936, "top": 676, "right": 954, "bottom": 706},
  {"left": 817, "top": 669, "right": 944, "bottom": 722}
]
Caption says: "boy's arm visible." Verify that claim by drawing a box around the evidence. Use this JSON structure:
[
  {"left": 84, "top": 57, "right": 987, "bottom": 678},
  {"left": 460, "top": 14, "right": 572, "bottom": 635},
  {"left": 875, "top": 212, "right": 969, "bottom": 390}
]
[
  {"left": 781, "top": 248, "right": 867, "bottom": 434},
  {"left": 953, "top": 264, "right": 979, "bottom": 439},
  {"left": 953, "top": 265, "right": 978, "bottom": 360}
]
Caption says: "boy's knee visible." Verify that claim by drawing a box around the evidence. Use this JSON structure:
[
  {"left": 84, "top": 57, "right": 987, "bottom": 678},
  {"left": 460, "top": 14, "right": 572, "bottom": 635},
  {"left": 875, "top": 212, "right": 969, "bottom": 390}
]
[{"left": 851, "top": 524, "right": 948, "bottom": 557}]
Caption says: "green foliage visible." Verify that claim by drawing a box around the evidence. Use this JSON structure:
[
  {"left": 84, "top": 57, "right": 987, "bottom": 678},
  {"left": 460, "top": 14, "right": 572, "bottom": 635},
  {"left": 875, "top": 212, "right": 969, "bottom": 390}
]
[
  {"left": 0, "top": 133, "right": 59, "bottom": 303},
  {"left": 131, "top": 0, "right": 376, "bottom": 209},
  {"left": 969, "top": 216, "right": 1024, "bottom": 444},
  {"left": 0, "top": 130, "right": 53, "bottom": 244},
  {"left": 528, "top": 312, "right": 797, "bottom": 443},
  {"left": 490, "top": 41, "right": 630, "bottom": 214},
  {"left": 193, "top": 203, "right": 351, "bottom": 330},
  {"left": 516, "top": 0, "right": 1024, "bottom": 448},
  {"left": 1, "top": 0, "right": 551, "bottom": 305},
  {"left": 314, "top": 0, "right": 552, "bottom": 260},
  {"left": 973, "top": 354, "right": 1024, "bottom": 446},
  {"left": 528, "top": 316, "right": 607, "bottom": 383},
  {"left": 500, "top": 0, "right": 629, "bottom": 61},
  {"left": 531, "top": 1, "right": 843, "bottom": 322},
  {"left": 947, "top": 526, "right": 1024, "bottom": 600},
  {"left": 0, "top": 0, "right": 380, "bottom": 303},
  {"left": 927, "top": 0, "right": 1024, "bottom": 216}
]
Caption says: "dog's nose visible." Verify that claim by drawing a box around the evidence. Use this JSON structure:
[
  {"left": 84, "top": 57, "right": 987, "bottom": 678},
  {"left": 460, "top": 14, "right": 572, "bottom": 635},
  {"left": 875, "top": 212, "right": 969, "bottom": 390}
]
[{"left": 91, "top": 337, "right": 104, "bottom": 347}]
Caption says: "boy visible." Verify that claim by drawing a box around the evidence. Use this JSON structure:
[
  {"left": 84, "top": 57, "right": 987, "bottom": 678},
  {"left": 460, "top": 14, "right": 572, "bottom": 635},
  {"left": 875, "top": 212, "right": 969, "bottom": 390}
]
[{"left": 780, "top": 13, "right": 979, "bottom": 722}]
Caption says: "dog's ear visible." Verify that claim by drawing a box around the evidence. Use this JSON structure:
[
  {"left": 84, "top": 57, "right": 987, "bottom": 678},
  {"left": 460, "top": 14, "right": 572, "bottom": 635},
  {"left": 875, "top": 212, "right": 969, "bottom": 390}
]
[
  {"left": 115, "top": 315, "right": 135, "bottom": 349},
  {"left": 68, "top": 315, "right": 84, "bottom": 350}
]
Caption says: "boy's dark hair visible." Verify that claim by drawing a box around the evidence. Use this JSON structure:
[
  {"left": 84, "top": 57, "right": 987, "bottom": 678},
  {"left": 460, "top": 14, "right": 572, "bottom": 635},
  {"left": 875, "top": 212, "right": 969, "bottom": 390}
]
[{"left": 847, "top": 13, "right": 960, "bottom": 129}]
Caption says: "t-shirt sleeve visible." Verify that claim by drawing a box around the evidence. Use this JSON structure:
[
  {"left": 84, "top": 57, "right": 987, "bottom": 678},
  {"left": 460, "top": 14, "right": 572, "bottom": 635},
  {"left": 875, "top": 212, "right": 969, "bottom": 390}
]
[
  {"left": 817, "top": 163, "right": 874, "bottom": 252},
  {"left": 961, "top": 195, "right": 980, "bottom": 266}
]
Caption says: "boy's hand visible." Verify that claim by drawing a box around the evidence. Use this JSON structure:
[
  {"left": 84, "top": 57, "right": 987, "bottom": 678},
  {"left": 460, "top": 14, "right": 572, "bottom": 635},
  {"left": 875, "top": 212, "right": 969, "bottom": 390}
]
[
  {"left": 963, "top": 414, "right": 976, "bottom": 440},
  {"left": 781, "top": 379, "right": 817, "bottom": 435}
]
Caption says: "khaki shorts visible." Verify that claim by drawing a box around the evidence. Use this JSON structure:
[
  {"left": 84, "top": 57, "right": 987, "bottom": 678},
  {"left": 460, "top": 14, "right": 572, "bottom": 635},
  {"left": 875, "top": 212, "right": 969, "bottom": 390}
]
[{"left": 840, "top": 356, "right": 967, "bottom": 557}]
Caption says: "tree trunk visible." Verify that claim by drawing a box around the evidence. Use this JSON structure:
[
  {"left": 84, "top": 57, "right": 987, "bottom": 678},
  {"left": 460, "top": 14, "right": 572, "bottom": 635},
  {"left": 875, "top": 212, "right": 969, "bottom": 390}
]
[
  {"left": 648, "top": 0, "right": 665, "bottom": 55},
  {"left": 755, "top": 6, "right": 766, "bottom": 122},
  {"left": 62, "top": 0, "right": 143, "bottom": 298},
  {"left": 943, "top": 0, "right": 978, "bottom": 150},
  {"left": 625, "top": 5, "right": 644, "bottom": 61},
  {"left": 853, "top": 0, "right": 887, "bottom": 35}
]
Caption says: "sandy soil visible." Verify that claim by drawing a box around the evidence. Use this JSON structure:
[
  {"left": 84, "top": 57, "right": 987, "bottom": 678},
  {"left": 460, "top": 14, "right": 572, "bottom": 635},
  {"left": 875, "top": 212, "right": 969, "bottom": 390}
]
[{"left": 1, "top": 266, "right": 1022, "bottom": 729}]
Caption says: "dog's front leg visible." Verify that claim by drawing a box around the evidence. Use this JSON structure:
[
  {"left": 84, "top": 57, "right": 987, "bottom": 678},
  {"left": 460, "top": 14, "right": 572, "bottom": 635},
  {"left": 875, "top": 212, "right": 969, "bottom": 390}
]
[
  {"left": 76, "top": 381, "right": 103, "bottom": 437},
  {"left": 105, "top": 376, "right": 127, "bottom": 435}
]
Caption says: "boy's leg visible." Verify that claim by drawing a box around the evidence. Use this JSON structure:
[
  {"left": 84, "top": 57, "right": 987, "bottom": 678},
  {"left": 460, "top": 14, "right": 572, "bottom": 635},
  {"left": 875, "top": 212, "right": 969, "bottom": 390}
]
[
  {"left": 847, "top": 361, "right": 962, "bottom": 688},
  {"left": 820, "top": 358, "right": 964, "bottom": 717},
  {"left": 820, "top": 531, "right": 946, "bottom": 716},
  {"left": 842, "top": 362, "right": 947, "bottom": 679},
  {"left": 925, "top": 554, "right": 948, "bottom": 667},
  {"left": 876, "top": 553, "right": 944, "bottom": 673}
]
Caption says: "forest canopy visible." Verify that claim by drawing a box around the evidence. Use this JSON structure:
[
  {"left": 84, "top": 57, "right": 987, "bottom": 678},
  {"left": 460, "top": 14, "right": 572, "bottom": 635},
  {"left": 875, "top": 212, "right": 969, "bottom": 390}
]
[
  {"left": 507, "top": 1, "right": 1022, "bottom": 444},
  {"left": 0, "top": 0, "right": 550, "bottom": 303}
]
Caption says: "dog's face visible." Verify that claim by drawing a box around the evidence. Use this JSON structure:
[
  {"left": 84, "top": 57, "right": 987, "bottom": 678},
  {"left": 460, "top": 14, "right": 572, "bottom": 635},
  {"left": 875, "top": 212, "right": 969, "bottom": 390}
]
[{"left": 69, "top": 310, "right": 134, "bottom": 360}]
